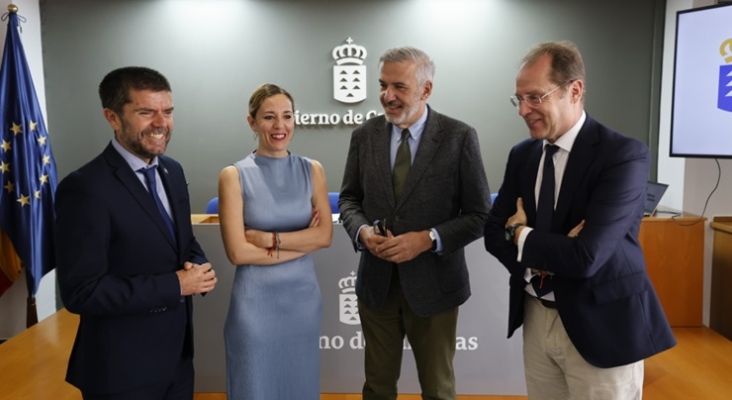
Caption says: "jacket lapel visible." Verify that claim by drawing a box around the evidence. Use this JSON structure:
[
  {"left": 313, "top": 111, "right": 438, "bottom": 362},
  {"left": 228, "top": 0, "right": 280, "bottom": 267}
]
[
  {"left": 103, "top": 144, "right": 177, "bottom": 250},
  {"left": 157, "top": 158, "right": 181, "bottom": 249},
  {"left": 554, "top": 116, "right": 599, "bottom": 228},
  {"left": 395, "top": 107, "right": 443, "bottom": 210}
]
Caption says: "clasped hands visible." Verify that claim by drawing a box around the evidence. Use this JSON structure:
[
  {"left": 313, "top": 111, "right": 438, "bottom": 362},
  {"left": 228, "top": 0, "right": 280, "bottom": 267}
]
[
  {"left": 360, "top": 225, "right": 431, "bottom": 264},
  {"left": 177, "top": 261, "right": 217, "bottom": 296}
]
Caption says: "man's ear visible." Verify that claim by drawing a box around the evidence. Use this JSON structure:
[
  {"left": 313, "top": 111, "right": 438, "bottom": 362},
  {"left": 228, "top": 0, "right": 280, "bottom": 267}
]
[
  {"left": 570, "top": 80, "right": 584, "bottom": 103},
  {"left": 421, "top": 80, "right": 433, "bottom": 100},
  {"left": 103, "top": 108, "right": 122, "bottom": 133}
]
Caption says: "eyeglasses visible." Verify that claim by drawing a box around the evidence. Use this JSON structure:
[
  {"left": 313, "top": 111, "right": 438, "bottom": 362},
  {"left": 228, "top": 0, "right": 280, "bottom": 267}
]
[
  {"left": 509, "top": 81, "right": 572, "bottom": 109},
  {"left": 374, "top": 219, "right": 387, "bottom": 236}
]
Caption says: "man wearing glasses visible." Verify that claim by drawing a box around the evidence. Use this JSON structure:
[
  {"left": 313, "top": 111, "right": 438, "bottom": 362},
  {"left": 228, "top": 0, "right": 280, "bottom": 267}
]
[
  {"left": 484, "top": 41, "right": 675, "bottom": 399},
  {"left": 339, "top": 46, "right": 491, "bottom": 399}
]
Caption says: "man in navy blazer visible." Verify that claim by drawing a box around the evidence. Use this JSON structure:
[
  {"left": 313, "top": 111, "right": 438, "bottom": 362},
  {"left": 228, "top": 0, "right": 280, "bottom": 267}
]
[
  {"left": 339, "top": 47, "right": 491, "bottom": 399},
  {"left": 55, "top": 67, "right": 217, "bottom": 399},
  {"left": 484, "top": 42, "right": 675, "bottom": 399}
]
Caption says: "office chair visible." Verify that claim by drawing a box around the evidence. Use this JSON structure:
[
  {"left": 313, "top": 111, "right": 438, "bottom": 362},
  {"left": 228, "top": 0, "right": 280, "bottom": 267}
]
[
  {"left": 328, "top": 192, "right": 339, "bottom": 214},
  {"left": 206, "top": 197, "right": 219, "bottom": 214}
]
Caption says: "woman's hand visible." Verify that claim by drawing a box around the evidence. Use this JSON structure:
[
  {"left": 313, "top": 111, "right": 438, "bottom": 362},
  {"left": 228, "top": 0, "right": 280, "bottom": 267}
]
[
  {"left": 309, "top": 208, "right": 321, "bottom": 228},
  {"left": 245, "top": 228, "right": 270, "bottom": 249}
]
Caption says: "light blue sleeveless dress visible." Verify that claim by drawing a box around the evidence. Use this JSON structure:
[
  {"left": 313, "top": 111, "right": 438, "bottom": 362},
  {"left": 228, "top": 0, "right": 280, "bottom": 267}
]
[{"left": 224, "top": 153, "right": 322, "bottom": 400}]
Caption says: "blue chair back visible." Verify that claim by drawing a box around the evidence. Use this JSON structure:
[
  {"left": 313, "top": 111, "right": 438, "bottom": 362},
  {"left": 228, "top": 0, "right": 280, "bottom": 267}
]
[
  {"left": 328, "top": 192, "right": 340, "bottom": 214},
  {"left": 206, "top": 197, "right": 219, "bottom": 214}
]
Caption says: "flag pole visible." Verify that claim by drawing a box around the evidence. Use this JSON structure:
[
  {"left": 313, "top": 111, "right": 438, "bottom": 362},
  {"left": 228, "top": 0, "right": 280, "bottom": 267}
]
[
  {"left": 5, "top": 2, "right": 37, "bottom": 328},
  {"left": 3, "top": 3, "right": 39, "bottom": 328}
]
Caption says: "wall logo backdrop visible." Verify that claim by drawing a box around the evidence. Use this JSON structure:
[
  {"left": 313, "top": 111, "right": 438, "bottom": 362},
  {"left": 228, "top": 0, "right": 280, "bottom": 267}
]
[
  {"left": 339, "top": 271, "right": 360, "bottom": 325},
  {"left": 294, "top": 37, "right": 381, "bottom": 126},
  {"left": 333, "top": 38, "right": 367, "bottom": 104}
]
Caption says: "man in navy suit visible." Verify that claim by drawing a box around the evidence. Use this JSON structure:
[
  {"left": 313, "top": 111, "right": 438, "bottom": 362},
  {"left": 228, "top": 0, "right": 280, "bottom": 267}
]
[
  {"left": 484, "top": 41, "right": 675, "bottom": 399},
  {"left": 55, "top": 67, "right": 217, "bottom": 399},
  {"left": 339, "top": 47, "right": 491, "bottom": 399}
]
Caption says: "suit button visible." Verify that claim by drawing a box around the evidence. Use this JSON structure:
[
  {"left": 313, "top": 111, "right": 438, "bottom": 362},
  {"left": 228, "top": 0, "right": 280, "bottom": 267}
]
[{"left": 180, "top": 297, "right": 185, "bottom": 303}]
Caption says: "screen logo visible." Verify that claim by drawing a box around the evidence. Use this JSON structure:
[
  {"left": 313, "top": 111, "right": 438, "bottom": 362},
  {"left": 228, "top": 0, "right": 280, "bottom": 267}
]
[
  {"left": 718, "top": 38, "right": 732, "bottom": 112},
  {"left": 333, "top": 37, "right": 367, "bottom": 104}
]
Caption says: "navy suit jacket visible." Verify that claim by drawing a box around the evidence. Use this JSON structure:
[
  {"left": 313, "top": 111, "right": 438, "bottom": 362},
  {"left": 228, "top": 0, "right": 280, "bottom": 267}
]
[
  {"left": 339, "top": 107, "right": 491, "bottom": 317},
  {"left": 55, "top": 142, "right": 207, "bottom": 395},
  {"left": 484, "top": 115, "right": 676, "bottom": 368}
]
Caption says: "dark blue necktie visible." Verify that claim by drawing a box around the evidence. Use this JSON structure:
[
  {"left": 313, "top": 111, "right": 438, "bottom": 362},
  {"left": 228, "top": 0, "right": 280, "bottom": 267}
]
[
  {"left": 139, "top": 166, "right": 176, "bottom": 243},
  {"left": 532, "top": 144, "right": 558, "bottom": 297}
]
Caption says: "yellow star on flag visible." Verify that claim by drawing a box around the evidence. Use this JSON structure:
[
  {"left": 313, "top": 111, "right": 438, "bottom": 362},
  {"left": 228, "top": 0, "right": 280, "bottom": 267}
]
[
  {"left": 0, "top": 161, "right": 9, "bottom": 173},
  {"left": 4, "top": 181, "right": 13, "bottom": 193},
  {"left": 17, "top": 193, "right": 30, "bottom": 206},
  {"left": 42, "top": 155, "right": 51, "bottom": 165},
  {"left": 39, "top": 174, "right": 49, "bottom": 184},
  {"left": 10, "top": 122, "right": 22, "bottom": 135},
  {"left": 30, "top": 120, "right": 38, "bottom": 131},
  {"left": 1, "top": 140, "right": 10, "bottom": 152},
  {"left": 34, "top": 190, "right": 41, "bottom": 199},
  {"left": 38, "top": 135, "right": 47, "bottom": 146}
]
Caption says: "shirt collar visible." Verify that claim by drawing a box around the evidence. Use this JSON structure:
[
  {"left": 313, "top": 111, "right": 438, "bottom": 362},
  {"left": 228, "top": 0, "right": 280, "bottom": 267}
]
[
  {"left": 390, "top": 105, "right": 429, "bottom": 141},
  {"left": 546, "top": 110, "right": 586, "bottom": 153},
  {"left": 111, "top": 138, "right": 159, "bottom": 172}
]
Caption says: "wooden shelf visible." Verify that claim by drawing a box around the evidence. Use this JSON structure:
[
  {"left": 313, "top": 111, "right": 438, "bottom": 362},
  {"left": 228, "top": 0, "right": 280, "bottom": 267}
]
[
  {"left": 710, "top": 216, "right": 732, "bottom": 341},
  {"left": 639, "top": 210, "right": 705, "bottom": 327}
]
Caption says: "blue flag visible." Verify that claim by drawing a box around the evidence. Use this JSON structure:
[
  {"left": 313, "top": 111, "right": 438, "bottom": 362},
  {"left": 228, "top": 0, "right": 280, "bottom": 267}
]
[{"left": 0, "top": 10, "right": 58, "bottom": 298}]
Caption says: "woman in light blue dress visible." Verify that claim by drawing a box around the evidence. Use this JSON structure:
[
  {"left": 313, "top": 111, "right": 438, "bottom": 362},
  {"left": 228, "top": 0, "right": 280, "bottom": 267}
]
[{"left": 218, "top": 84, "right": 332, "bottom": 400}]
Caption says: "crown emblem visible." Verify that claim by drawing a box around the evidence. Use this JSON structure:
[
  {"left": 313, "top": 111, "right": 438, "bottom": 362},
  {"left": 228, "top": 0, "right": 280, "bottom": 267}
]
[
  {"left": 333, "top": 37, "right": 367, "bottom": 66},
  {"left": 338, "top": 271, "right": 360, "bottom": 325},
  {"left": 339, "top": 271, "right": 357, "bottom": 293},
  {"left": 333, "top": 38, "right": 368, "bottom": 104}
]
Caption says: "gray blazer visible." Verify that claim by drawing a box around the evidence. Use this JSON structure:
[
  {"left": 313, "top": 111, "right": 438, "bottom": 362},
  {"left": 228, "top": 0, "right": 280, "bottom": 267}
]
[{"left": 339, "top": 106, "right": 491, "bottom": 317}]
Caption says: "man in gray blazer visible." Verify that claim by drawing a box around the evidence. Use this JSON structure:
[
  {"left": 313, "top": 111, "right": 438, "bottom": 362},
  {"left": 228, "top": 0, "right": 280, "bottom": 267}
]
[{"left": 339, "top": 47, "right": 491, "bottom": 400}]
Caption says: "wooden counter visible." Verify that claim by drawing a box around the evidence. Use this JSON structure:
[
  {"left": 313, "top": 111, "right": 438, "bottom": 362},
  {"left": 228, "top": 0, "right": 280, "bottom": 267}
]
[
  {"left": 0, "top": 308, "right": 80, "bottom": 399},
  {"left": 639, "top": 209, "right": 705, "bottom": 327},
  {"left": 710, "top": 216, "right": 732, "bottom": 340}
]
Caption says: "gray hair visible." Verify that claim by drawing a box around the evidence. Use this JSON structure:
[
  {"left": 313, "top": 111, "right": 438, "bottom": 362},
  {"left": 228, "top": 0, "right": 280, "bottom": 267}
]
[{"left": 378, "top": 47, "right": 435, "bottom": 85}]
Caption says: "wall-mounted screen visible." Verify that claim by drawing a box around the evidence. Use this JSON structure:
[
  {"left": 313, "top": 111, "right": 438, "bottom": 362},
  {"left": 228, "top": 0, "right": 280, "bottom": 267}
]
[{"left": 671, "top": 3, "right": 732, "bottom": 158}]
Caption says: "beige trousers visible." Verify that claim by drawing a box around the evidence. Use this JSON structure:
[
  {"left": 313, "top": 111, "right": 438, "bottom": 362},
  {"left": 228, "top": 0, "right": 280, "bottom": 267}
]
[{"left": 522, "top": 294, "right": 644, "bottom": 400}]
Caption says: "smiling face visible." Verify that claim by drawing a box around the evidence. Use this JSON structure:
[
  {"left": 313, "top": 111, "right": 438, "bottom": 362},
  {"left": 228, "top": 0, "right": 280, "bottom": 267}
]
[
  {"left": 248, "top": 94, "right": 294, "bottom": 158},
  {"left": 104, "top": 89, "right": 173, "bottom": 164},
  {"left": 379, "top": 60, "right": 432, "bottom": 129},
  {"left": 514, "top": 54, "right": 583, "bottom": 143}
]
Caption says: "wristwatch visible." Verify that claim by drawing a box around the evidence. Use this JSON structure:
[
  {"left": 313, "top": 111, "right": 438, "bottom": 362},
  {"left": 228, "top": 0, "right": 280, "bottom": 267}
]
[
  {"left": 428, "top": 230, "right": 437, "bottom": 251},
  {"left": 505, "top": 223, "right": 524, "bottom": 242}
]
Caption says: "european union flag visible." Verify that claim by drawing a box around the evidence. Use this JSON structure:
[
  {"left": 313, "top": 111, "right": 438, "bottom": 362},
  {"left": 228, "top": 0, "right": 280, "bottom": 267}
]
[{"left": 0, "top": 8, "right": 57, "bottom": 302}]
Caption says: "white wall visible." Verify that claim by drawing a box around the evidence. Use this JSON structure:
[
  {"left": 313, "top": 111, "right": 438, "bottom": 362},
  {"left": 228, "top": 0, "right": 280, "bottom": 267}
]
[
  {"left": 660, "top": 0, "right": 730, "bottom": 326},
  {"left": 0, "top": 0, "right": 58, "bottom": 340}
]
